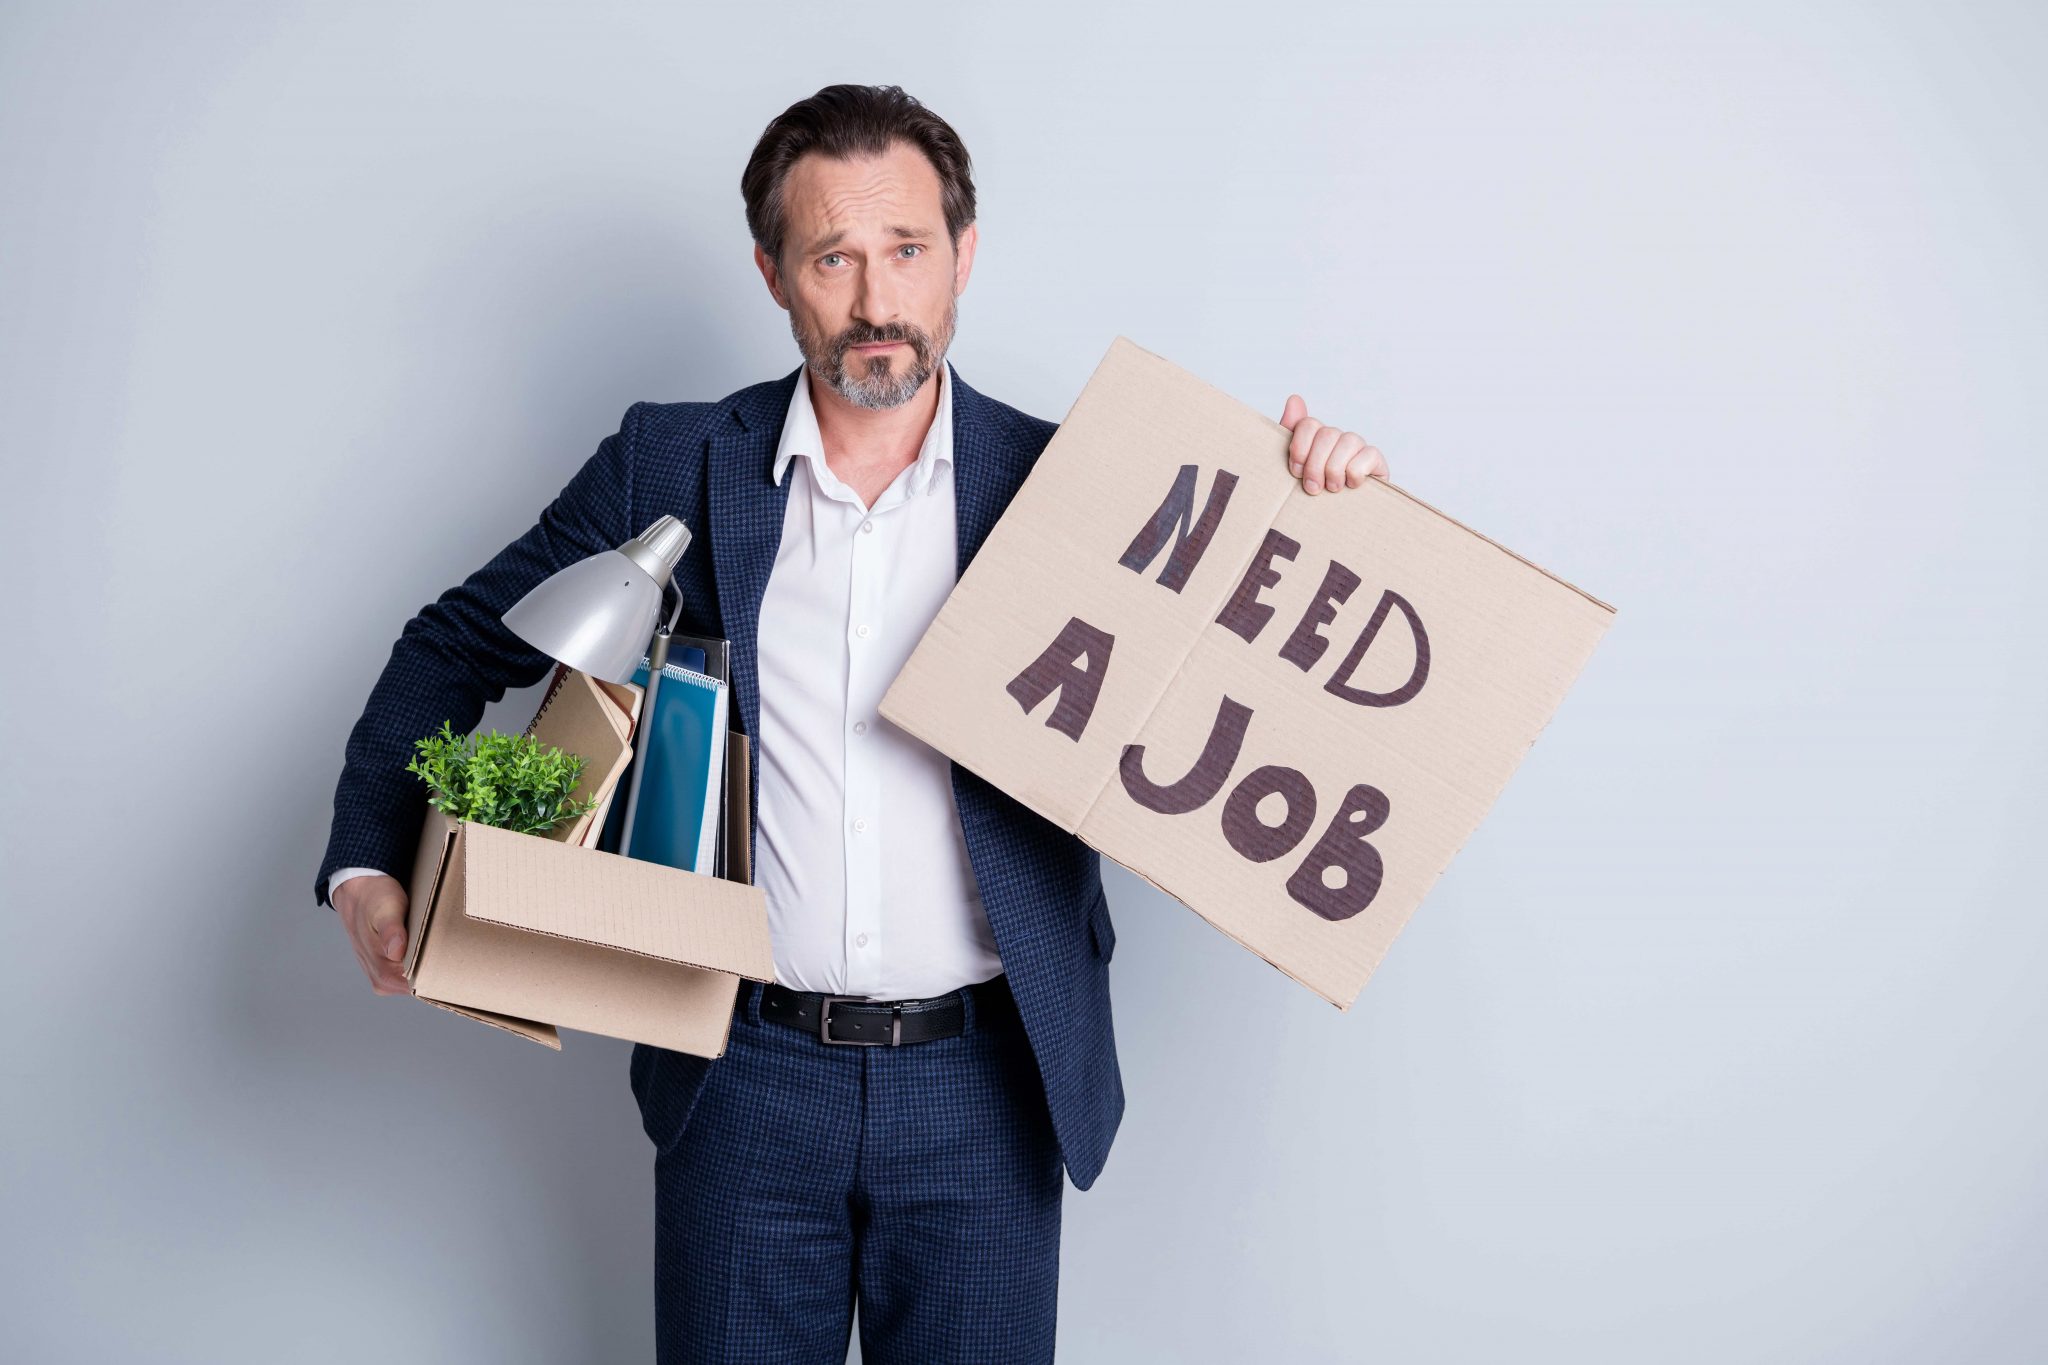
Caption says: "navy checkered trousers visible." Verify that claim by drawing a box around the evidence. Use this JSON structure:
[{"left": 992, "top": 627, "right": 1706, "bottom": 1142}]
[{"left": 316, "top": 364, "right": 1126, "bottom": 1361}]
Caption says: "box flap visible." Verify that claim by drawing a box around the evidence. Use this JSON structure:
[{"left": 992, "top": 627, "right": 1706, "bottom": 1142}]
[
  {"left": 456, "top": 819, "right": 775, "bottom": 981},
  {"left": 402, "top": 809, "right": 460, "bottom": 979},
  {"left": 420, "top": 996, "right": 562, "bottom": 1049}
]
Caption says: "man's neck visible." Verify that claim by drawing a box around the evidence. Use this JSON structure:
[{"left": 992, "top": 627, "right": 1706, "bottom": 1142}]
[{"left": 809, "top": 367, "right": 942, "bottom": 479}]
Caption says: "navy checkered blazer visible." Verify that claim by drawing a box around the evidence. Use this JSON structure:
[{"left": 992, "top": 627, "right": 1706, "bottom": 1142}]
[{"left": 316, "top": 363, "right": 1126, "bottom": 1191}]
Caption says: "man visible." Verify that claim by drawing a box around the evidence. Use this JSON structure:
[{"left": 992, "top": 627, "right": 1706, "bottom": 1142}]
[{"left": 317, "top": 83, "right": 1389, "bottom": 1363}]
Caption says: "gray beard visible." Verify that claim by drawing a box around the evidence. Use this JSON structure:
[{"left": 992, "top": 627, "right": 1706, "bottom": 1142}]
[{"left": 792, "top": 298, "right": 957, "bottom": 411}]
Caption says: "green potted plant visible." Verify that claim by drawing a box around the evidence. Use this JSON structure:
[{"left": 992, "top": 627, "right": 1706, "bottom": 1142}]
[{"left": 405, "top": 719, "right": 598, "bottom": 836}]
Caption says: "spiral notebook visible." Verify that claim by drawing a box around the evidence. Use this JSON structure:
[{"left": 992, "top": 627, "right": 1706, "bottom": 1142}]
[
  {"left": 593, "top": 656, "right": 729, "bottom": 876},
  {"left": 522, "top": 664, "right": 643, "bottom": 848}
]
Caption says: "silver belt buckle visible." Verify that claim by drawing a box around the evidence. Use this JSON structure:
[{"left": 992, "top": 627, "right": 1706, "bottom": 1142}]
[{"left": 818, "top": 995, "right": 902, "bottom": 1046}]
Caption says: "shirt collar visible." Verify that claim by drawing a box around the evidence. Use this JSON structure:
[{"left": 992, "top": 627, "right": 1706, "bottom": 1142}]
[{"left": 772, "top": 359, "right": 954, "bottom": 496}]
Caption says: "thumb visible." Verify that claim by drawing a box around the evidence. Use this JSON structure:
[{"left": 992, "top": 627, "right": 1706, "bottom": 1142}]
[
  {"left": 373, "top": 911, "right": 405, "bottom": 962},
  {"left": 1279, "top": 393, "right": 1307, "bottom": 431}
]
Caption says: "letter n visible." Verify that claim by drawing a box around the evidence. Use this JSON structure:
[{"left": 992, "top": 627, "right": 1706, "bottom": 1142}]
[{"left": 1118, "top": 464, "right": 1239, "bottom": 593}]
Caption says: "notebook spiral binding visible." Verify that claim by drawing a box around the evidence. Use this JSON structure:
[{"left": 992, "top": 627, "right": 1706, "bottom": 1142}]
[{"left": 522, "top": 661, "right": 576, "bottom": 738}]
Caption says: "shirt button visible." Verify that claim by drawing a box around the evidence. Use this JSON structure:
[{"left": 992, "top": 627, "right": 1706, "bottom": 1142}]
[
  {"left": 856, "top": 933, "right": 869, "bottom": 947},
  {"left": 853, "top": 817, "right": 868, "bottom": 833},
  {"left": 861, "top": 520, "right": 875, "bottom": 534},
  {"left": 855, "top": 624, "right": 871, "bottom": 639},
  {"left": 852, "top": 720, "right": 867, "bottom": 735}
]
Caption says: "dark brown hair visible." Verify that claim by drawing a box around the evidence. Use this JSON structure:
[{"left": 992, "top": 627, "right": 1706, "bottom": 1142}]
[{"left": 741, "top": 84, "right": 976, "bottom": 265}]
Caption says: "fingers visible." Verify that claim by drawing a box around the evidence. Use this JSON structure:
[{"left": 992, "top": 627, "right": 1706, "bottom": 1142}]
[
  {"left": 362, "top": 931, "right": 411, "bottom": 994},
  {"left": 339, "top": 897, "right": 412, "bottom": 996},
  {"left": 348, "top": 927, "right": 411, "bottom": 995},
  {"left": 1301, "top": 424, "right": 1346, "bottom": 494},
  {"left": 361, "top": 945, "right": 411, "bottom": 995},
  {"left": 1343, "top": 443, "right": 1390, "bottom": 487},
  {"left": 1288, "top": 415, "right": 1323, "bottom": 478},
  {"left": 1299, "top": 427, "right": 1390, "bottom": 495},
  {"left": 1313, "top": 429, "right": 1364, "bottom": 494},
  {"left": 1283, "top": 397, "right": 1391, "bottom": 494},
  {"left": 369, "top": 900, "right": 407, "bottom": 966}
]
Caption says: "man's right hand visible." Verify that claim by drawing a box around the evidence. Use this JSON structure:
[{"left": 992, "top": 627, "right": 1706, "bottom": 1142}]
[{"left": 334, "top": 874, "right": 413, "bottom": 996}]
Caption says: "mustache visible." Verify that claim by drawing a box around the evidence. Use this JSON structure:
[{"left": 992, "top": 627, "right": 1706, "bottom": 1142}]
[{"left": 830, "top": 321, "right": 931, "bottom": 359}]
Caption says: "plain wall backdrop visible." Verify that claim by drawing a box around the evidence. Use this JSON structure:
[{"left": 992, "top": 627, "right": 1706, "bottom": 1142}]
[{"left": 4, "top": 2, "right": 2044, "bottom": 1361}]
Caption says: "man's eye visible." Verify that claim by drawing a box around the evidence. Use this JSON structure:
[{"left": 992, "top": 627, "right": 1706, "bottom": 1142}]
[
  {"left": 898, "top": 244, "right": 923, "bottom": 258},
  {"left": 822, "top": 253, "right": 845, "bottom": 267}
]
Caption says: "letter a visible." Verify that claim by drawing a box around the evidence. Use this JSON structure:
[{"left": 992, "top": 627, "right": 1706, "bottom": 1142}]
[{"left": 1005, "top": 616, "right": 1116, "bottom": 741}]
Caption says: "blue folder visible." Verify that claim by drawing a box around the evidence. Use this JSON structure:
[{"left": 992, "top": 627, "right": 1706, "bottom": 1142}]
[{"left": 594, "top": 657, "right": 729, "bottom": 875}]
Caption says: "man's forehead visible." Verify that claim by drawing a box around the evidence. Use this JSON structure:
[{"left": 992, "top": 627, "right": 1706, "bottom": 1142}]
[{"left": 785, "top": 147, "right": 945, "bottom": 249}]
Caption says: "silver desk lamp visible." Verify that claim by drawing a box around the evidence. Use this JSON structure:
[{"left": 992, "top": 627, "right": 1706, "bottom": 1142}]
[{"left": 501, "top": 515, "right": 692, "bottom": 859}]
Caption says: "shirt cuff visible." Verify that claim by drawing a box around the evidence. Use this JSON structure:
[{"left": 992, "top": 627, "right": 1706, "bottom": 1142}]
[{"left": 327, "top": 866, "right": 391, "bottom": 902}]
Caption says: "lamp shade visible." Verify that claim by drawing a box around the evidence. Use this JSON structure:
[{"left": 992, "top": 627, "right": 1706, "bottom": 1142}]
[{"left": 501, "top": 516, "right": 692, "bottom": 684}]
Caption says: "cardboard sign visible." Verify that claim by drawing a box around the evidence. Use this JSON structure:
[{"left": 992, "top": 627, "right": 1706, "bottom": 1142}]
[{"left": 880, "top": 338, "right": 1615, "bottom": 1008}]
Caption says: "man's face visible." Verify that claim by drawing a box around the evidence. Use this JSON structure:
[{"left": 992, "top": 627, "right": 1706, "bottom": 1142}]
[{"left": 756, "top": 140, "right": 977, "bottom": 411}]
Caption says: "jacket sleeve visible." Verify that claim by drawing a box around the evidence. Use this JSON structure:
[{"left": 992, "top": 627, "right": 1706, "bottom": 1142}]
[{"left": 312, "top": 405, "right": 642, "bottom": 908}]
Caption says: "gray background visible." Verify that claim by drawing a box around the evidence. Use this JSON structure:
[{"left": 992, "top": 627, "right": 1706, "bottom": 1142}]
[{"left": 4, "top": 1, "right": 2043, "bottom": 1361}]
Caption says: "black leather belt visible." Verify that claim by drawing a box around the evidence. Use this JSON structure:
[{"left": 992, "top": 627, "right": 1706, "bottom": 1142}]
[{"left": 758, "top": 974, "right": 1021, "bottom": 1046}]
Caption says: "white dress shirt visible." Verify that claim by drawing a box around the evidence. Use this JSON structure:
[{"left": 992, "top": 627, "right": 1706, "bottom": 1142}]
[
  {"left": 330, "top": 362, "right": 1001, "bottom": 1002},
  {"left": 754, "top": 361, "right": 1000, "bottom": 999}
]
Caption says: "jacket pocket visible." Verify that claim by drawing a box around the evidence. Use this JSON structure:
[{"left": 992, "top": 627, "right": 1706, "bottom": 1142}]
[{"left": 1087, "top": 885, "right": 1116, "bottom": 963}]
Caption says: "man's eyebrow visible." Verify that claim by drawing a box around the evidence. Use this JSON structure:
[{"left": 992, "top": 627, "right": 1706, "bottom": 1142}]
[{"left": 802, "top": 225, "right": 936, "bottom": 254}]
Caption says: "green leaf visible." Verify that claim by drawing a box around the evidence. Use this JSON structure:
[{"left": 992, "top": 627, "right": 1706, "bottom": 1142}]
[{"left": 403, "top": 717, "right": 599, "bottom": 837}]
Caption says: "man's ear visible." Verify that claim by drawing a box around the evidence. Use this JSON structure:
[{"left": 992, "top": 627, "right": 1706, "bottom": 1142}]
[
  {"left": 754, "top": 243, "right": 790, "bottom": 310},
  {"left": 952, "top": 221, "right": 979, "bottom": 298}
]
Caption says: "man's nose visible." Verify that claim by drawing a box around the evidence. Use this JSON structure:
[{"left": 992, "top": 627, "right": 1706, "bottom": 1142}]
[{"left": 851, "top": 261, "right": 900, "bottom": 328}]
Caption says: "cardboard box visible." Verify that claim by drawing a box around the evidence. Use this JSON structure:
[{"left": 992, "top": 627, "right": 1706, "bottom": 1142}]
[
  {"left": 880, "top": 338, "right": 1615, "bottom": 1009},
  {"left": 401, "top": 667, "right": 773, "bottom": 1055}
]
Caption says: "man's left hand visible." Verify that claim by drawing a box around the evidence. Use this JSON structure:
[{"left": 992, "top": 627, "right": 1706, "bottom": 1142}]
[{"left": 1279, "top": 394, "right": 1390, "bottom": 495}]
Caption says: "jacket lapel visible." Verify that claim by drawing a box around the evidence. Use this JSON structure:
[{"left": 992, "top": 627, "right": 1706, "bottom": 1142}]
[
  {"left": 706, "top": 368, "right": 797, "bottom": 765},
  {"left": 947, "top": 364, "right": 1031, "bottom": 577}
]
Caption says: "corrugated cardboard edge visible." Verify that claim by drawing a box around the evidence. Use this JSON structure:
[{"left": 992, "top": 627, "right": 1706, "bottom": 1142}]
[
  {"left": 1110, "top": 856, "right": 1364, "bottom": 1004},
  {"left": 1103, "top": 337, "right": 1617, "bottom": 614},
  {"left": 420, "top": 997, "right": 563, "bottom": 1049},
  {"left": 401, "top": 809, "right": 460, "bottom": 980}
]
